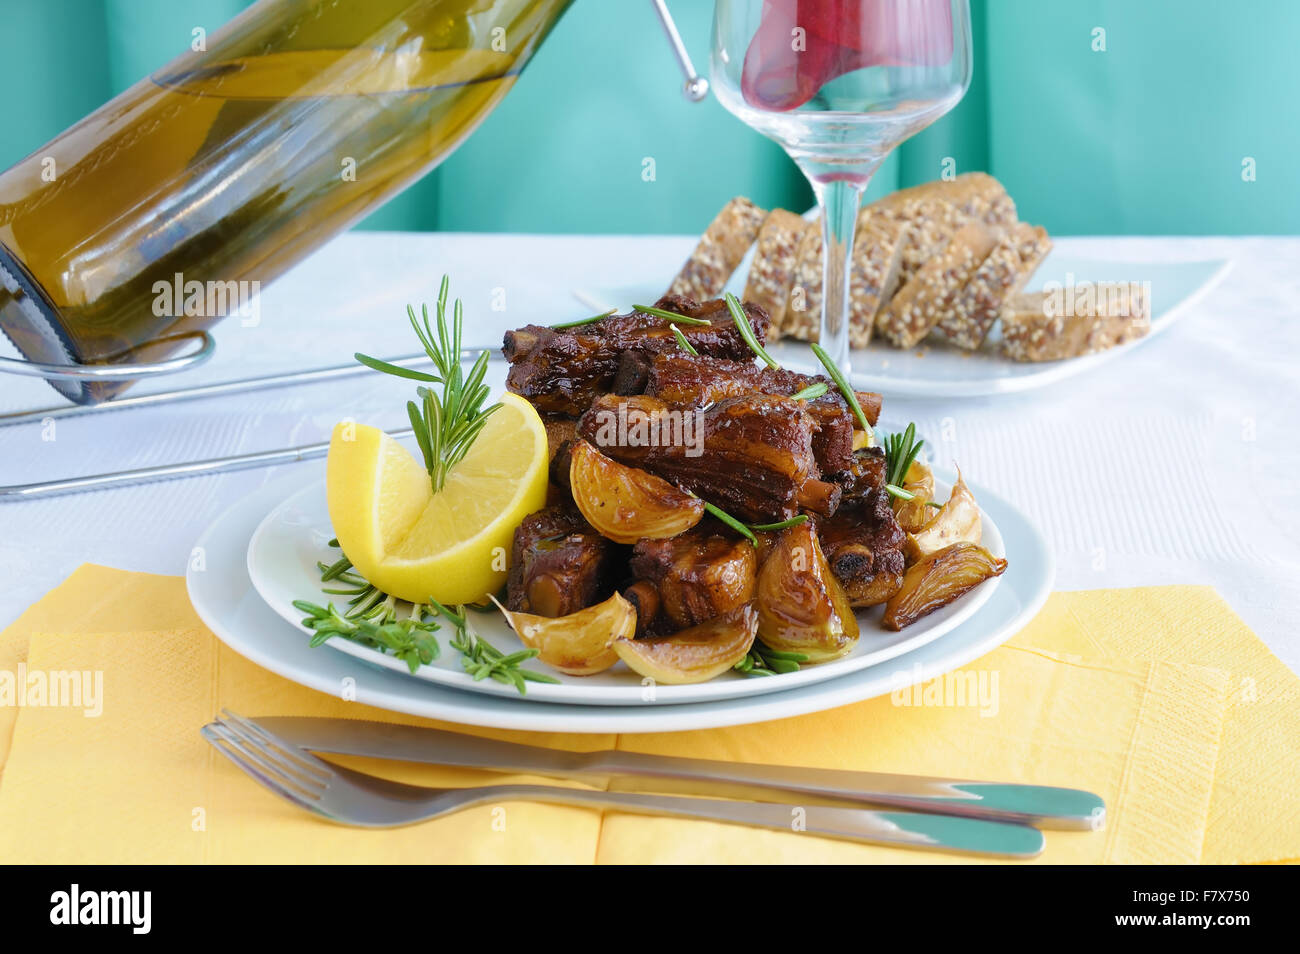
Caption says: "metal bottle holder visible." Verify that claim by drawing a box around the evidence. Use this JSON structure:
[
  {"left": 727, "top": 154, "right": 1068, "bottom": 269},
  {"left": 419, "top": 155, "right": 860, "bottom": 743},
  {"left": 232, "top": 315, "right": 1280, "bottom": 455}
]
[{"left": 0, "top": 1, "right": 706, "bottom": 499}]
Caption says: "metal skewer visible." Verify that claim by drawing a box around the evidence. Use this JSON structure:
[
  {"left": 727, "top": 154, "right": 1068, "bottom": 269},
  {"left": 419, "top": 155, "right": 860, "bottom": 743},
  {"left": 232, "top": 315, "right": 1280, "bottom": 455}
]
[
  {"left": 0, "top": 346, "right": 501, "bottom": 501},
  {"left": 0, "top": 348, "right": 501, "bottom": 428},
  {"left": 0, "top": 427, "right": 418, "bottom": 501}
]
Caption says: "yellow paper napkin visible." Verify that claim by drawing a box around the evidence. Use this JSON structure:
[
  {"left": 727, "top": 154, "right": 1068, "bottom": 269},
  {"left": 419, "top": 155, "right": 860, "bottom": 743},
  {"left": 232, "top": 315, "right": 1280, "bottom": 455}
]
[
  {"left": 0, "top": 564, "right": 1291, "bottom": 864},
  {"left": 600, "top": 647, "right": 1228, "bottom": 863},
  {"left": 1009, "top": 587, "right": 1300, "bottom": 865}
]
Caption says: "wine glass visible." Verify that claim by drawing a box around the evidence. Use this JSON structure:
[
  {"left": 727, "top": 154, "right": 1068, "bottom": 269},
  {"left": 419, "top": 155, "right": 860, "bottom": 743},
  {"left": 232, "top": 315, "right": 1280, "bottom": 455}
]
[{"left": 711, "top": 0, "right": 972, "bottom": 374}]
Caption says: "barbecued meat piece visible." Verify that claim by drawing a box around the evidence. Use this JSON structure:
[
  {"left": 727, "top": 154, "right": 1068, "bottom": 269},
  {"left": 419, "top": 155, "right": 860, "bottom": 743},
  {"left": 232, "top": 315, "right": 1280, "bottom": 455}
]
[
  {"left": 641, "top": 352, "right": 882, "bottom": 473},
  {"left": 578, "top": 393, "right": 840, "bottom": 522},
  {"left": 644, "top": 352, "right": 882, "bottom": 424},
  {"left": 816, "top": 488, "right": 906, "bottom": 607},
  {"left": 825, "top": 446, "right": 889, "bottom": 502},
  {"left": 508, "top": 506, "right": 620, "bottom": 617},
  {"left": 502, "top": 296, "right": 772, "bottom": 417},
  {"left": 625, "top": 524, "right": 758, "bottom": 636}
]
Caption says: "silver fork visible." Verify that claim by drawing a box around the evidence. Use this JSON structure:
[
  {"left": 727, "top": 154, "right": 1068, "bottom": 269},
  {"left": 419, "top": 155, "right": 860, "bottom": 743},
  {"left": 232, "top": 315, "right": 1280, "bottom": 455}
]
[{"left": 202, "top": 712, "right": 1044, "bottom": 858}]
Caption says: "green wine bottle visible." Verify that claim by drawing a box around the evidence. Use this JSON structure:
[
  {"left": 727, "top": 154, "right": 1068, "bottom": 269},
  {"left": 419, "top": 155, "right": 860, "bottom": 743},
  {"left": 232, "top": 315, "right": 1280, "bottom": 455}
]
[{"left": 0, "top": 0, "right": 573, "bottom": 403}]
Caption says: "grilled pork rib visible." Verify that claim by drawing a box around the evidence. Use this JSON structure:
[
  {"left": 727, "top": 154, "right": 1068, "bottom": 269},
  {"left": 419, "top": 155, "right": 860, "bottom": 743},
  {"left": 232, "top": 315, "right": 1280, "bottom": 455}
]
[
  {"left": 625, "top": 524, "right": 758, "bottom": 637},
  {"left": 638, "top": 352, "right": 882, "bottom": 473},
  {"left": 503, "top": 295, "right": 772, "bottom": 417},
  {"left": 507, "top": 506, "right": 621, "bottom": 617},
  {"left": 578, "top": 392, "right": 840, "bottom": 522},
  {"left": 816, "top": 483, "right": 906, "bottom": 608}
]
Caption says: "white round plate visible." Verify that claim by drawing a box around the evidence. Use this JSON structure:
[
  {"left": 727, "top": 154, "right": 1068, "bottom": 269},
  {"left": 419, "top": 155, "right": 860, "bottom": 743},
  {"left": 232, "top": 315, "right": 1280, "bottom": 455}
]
[
  {"left": 246, "top": 470, "right": 1003, "bottom": 706},
  {"left": 187, "top": 472, "right": 1053, "bottom": 733},
  {"left": 587, "top": 252, "right": 1232, "bottom": 398}
]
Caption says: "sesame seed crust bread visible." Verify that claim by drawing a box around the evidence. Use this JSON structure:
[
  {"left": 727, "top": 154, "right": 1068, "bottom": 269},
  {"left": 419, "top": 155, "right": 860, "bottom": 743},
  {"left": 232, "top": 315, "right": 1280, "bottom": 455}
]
[
  {"left": 873, "top": 173, "right": 1018, "bottom": 289},
  {"left": 848, "top": 210, "right": 908, "bottom": 348},
  {"left": 1000, "top": 283, "right": 1151, "bottom": 362},
  {"left": 875, "top": 222, "right": 1000, "bottom": 349},
  {"left": 742, "top": 208, "right": 811, "bottom": 339},
  {"left": 668, "top": 196, "right": 767, "bottom": 301},
  {"left": 934, "top": 222, "right": 1052, "bottom": 350},
  {"left": 771, "top": 208, "right": 911, "bottom": 347},
  {"left": 781, "top": 220, "right": 826, "bottom": 342}
]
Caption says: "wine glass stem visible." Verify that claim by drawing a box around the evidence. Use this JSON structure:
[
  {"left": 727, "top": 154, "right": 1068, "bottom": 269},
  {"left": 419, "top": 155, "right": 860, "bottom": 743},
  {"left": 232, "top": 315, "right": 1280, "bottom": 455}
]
[{"left": 811, "top": 175, "right": 871, "bottom": 374}]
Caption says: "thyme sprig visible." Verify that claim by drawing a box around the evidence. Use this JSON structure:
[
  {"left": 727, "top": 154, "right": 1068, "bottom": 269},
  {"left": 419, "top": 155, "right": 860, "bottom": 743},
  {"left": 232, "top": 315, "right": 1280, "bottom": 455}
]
[
  {"left": 735, "top": 642, "right": 809, "bottom": 677},
  {"left": 294, "top": 600, "right": 440, "bottom": 674},
  {"left": 302, "top": 543, "right": 555, "bottom": 693},
  {"left": 429, "top": 597, "right": 560, "bottom": 693},
  {"left": 354, "top": 275, "right": 499, "bottom": 493}
]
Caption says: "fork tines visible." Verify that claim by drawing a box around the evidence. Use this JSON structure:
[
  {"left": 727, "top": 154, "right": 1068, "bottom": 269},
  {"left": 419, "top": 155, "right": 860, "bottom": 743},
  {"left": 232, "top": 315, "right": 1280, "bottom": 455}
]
[{"left": 202, "top": 710, "right": 336, "bottom": 815}]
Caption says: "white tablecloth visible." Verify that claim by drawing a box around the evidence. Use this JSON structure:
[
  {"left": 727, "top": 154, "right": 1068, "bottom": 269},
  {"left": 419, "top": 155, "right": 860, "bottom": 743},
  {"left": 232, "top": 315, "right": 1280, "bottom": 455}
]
[{"left": 2, "top": 232, "right": 1297, "bottom": 675}]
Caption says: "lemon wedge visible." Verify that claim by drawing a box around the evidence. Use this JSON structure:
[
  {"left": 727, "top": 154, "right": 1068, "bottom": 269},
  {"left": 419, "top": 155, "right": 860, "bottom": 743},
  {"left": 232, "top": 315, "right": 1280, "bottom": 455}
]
[{"left": 326, "top": 392, "right": 549, "bottom": 605}]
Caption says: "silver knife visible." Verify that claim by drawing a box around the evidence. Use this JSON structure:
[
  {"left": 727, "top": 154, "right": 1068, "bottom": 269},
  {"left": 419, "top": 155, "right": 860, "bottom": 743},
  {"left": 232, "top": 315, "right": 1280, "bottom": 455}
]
[{"left": 258, "top": 716, "right": 1104, "bottom": 831}]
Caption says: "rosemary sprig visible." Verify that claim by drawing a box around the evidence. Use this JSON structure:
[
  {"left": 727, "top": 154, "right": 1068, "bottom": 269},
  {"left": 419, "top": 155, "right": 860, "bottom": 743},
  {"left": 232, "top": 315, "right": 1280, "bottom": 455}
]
[
  {"left": 748, "top": 515, "right": 809, "bottom": 532},
  {"left": 429, "top": 597, "right": 560, "bottom": 693},
  {"left": 355, "top": 275, "right": 500, "bottom": 493},
  {"left": 883, "top": 422, "right": 925, "bottom": 487},
  {"left": 885, "top": 483, "right": 915, "bottom": 501},
  {"left": 631, "top": 303, "right": 712, "bottom": 325},
  {"left": 551, "top": 308, "right": 616, "bottom": 329},
  {"left": 700, "top": 500, "right": 809, "bottom": 543},
  {"left": 790, "top": 382, "right": 828, "bottom": 401},
  {"left": 670, "top": 323, "right": 699, "bottom": 355},
  {"left": 725, "top": 292, "right": 779, "bottom": 369},
  {"left": 701, "top": 501, "right": 758, "bottom": 545},
  {"left": 809, "top": 341, "right": 871, "bottom": 434},
  {"left": 735, "top": 642, "right": 809, "bottom": 677}
]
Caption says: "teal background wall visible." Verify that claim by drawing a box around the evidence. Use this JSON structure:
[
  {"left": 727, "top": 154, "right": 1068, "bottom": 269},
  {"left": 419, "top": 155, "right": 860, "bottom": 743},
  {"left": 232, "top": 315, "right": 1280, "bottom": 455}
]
[{"left": 0, "top": 0, "right": 1295, "bottom": 235}]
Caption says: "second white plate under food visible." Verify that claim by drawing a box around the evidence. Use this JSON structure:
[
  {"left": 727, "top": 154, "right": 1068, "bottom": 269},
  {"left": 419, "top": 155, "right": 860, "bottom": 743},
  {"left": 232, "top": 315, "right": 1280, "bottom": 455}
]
[{"left": 247, "top": 468, "right": 1006, "bottom": 706}]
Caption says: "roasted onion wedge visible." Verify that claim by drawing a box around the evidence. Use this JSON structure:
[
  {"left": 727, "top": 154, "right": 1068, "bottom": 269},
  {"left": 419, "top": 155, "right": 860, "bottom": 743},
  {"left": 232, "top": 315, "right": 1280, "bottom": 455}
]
[
  {"left": 904, "top": 467, "right": 981, "bottom": 564},
  {"left": 882, "top": 542, "right": 1007, "bottom": 631},
  {"left": 569, "top": 439, "right": 704, "bottom": 544},
  {"left": 612, "top": 605, "right": 758, "bottom": 685},
  {"left": 493, "top": 592, "right": 635, "bottom": 675},
  {"left": 755, "top": 521, "right": 860, "bottom": 663},
  {"left": 892, "top": 459, "right": 936, "bottom": 533}
]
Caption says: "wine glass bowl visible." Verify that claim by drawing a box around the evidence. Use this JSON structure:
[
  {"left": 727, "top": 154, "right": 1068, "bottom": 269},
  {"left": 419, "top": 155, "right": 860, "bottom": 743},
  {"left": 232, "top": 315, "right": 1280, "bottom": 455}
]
[{"left": 711, "top": 0, "right": 973, "bottom": 371}]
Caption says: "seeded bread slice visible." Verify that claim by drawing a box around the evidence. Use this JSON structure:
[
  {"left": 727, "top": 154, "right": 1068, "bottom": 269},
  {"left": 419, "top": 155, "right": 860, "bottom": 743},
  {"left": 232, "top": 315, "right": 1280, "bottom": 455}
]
[
  {"left": 875, "top": 223, "right": 1000, "bottom": 349},
  {"left": 999, "top": 283, "right": 1151, "bottom": 362},
  {"left": 742, "top": 208, "right": 810, "bottom": 339},
  {"left": 872, "top": 173, "right": 1018, "bottom": 292},
  {"left": 934, "top": 222, "right": 1052, "bottom": 350},
  {"left": 780, "top": 220, "right": 825, "bottom": 342},
  {"left": 848, "top": 210, "right": 908, "bottom": 348},
  {"left": 668, "top": 196, "right": 766, "bottom": 301}
]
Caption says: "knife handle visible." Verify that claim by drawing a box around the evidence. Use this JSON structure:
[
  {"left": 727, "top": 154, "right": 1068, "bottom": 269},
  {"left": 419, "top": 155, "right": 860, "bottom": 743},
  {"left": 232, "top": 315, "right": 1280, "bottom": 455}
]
[
  {"left": 483, "top": 785, "right": 1045, "bottom": 859},
  {"left": 586, "top": 750, "right": 1106, "bottom": 831}
]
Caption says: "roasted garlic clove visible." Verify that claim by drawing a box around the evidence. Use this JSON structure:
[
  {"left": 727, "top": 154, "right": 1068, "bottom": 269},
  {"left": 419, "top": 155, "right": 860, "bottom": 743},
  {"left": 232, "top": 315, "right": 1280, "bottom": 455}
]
[
  {"left": 569, "top": 440, "right": 704, "bottom": 544},
  {"left": 755, "top": 521, "right": 860, "bottom": 662},
  {"left": 904, "top": 467, "right": 981, "bottom": 564},
  {"left": 612, "top": 605, "right": 758, "bottom": 685},
  {"left": 493, "top": 592, "right": 635, "bottom": 675},
  {"left": 892, "top": 459, "right": 936, "bottom": 533},
  {"left": 882, "top": 542, "right": 1007, "bottom": 631}
]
